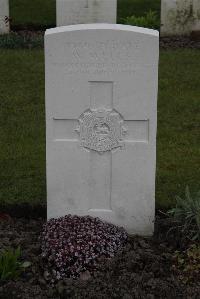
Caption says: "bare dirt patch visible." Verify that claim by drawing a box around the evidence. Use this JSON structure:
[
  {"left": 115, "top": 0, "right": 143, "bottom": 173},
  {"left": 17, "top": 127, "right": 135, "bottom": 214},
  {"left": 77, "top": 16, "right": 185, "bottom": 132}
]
[{"left": 0, "top": 215, "right": 200, "bottom": 299}]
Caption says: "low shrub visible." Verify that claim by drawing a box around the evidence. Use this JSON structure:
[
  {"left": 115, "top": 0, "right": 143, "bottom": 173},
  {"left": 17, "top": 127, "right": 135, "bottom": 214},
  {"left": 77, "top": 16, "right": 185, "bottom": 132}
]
[
  {"left": 40, "top": 215, "right": 128, "bottom": 281},
  {"left": 0, "top": 246, "right": 31, "bottom": 282},
  {"left": 0, "top": 247, "right": 21, "bottom": 281},
  {"left": 168, "top": 186, "right": 200, "bottom": 241},
  {"left": 0, "top": 32, "right": 43, "bottom": 49},
  {"left": 123, "top": 10, "right": 160, "bottom": 29}
]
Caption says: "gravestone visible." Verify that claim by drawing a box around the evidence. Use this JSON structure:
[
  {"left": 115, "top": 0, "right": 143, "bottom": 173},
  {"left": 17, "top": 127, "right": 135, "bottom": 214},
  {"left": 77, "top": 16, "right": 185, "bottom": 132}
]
[
  {"left": 45, "top": 24, "right": 159, "bottom": 235},
  {"left": 56, "top": 0, "right": 117, "bottom": 26},
  {"left": 161, "top": 0, "right": 200, "bottom": 36},
  {"left": 0, "top": 0, "right": 9, "bottom": 34}
]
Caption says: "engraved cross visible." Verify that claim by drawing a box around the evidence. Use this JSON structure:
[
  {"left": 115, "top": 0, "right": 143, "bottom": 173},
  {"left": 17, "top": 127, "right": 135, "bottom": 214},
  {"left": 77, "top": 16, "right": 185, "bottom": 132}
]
[{"left": 53, "top": 81, "right": 149, "bottom": 213}]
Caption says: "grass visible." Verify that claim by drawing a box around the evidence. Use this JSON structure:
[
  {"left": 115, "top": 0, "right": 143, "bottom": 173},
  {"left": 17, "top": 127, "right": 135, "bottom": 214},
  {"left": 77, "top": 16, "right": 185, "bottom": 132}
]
[
  {"left": 118, "top": 0, "right": 161, "bottom": 23},
  {"left": 0, "top": 49, "right": 45, "bottom": 205},
  {"left": 0, "top": 49, "right": 199, "bottom": 208},
  {"left": 9, "top": 0, "right": 161, "bottom": 29},
  {"left": 10, "top": 0, "right": 56, "bottom": 30},
  {"left": 0, "top": 32, "right": 44, "bottom": 49},
  {"left": 157, "top": 49, "right": 200, "bottom": 208}
]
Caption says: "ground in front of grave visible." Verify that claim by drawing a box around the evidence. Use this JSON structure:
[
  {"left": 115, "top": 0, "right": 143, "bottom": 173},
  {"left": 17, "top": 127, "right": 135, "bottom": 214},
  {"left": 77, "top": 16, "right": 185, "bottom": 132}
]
[{"left": 0, "top": 216, "right": 199, "bottom": 299}]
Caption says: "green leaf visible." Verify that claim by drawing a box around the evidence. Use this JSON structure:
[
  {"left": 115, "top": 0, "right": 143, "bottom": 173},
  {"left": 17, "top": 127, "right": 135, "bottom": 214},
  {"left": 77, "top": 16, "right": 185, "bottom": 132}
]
[
  {"left": 0, "top": 247, "right": 22, "bottom": 281},
  {"left": 21, "top": 261, "right": 31, "bottom": 268}
]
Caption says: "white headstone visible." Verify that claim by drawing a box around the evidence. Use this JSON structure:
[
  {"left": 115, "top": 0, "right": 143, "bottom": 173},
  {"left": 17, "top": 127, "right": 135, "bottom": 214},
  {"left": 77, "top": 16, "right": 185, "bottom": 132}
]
[
  {"left": 45, "top": 24, "right": 159, "bottom": 235},
  {"left": 161, "top": 0, "right": 200, "bottom": 36},
  {"left": 56, "top": 0, "right": 117, "bottom": 26},
  {"left": 193, "top": 0, "right": 200, "bottom": 33},
  {"left": 0, "top": 0, "right": 9, "bottom": 34}
]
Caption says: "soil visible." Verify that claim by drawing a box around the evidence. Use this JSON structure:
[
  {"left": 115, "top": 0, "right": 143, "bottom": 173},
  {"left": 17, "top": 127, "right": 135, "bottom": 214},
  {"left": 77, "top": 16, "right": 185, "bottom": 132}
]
[
  {"left": 3, "top": 30, "right": 200, "bottom": 50},
  {"left": 0, "top": 215, "right": 200, "bottom": 299},
  {"left": 160, "top": 36, "right": 200, "bottom": 49},
  {"left": 19, "top": 30, "right": 200, "bottom": 49}
]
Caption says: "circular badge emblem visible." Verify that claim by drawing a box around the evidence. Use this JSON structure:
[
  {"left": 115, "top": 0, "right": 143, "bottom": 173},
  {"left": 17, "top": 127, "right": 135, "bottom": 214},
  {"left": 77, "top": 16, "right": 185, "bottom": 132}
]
[{"left": 76, "top": 109, "right": 126, "bottom": 153}]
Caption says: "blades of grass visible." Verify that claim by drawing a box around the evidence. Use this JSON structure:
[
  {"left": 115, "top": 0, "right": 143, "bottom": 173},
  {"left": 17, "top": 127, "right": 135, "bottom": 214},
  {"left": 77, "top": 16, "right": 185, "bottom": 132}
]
[
  {"left": 0, "top": 247, "right": 21, "bottom": 281},
  {"left": 168, "top": 187, "right": 200, "bottom": 241}
]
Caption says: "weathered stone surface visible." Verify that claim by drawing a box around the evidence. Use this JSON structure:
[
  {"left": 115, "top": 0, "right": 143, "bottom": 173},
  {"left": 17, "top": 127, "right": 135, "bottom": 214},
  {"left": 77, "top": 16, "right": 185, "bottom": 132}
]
[
  {"left": 0, "top": 0, "right": 9, "bottom": 34},
  {"left": 45, "top": 24, "right": 159, "bottom": 235},
  {"left": 56, "top": 0, "right": 116, "bottom": 26},
  {"left": 161, "top": 0, "right": 200, "bottom": 36}
]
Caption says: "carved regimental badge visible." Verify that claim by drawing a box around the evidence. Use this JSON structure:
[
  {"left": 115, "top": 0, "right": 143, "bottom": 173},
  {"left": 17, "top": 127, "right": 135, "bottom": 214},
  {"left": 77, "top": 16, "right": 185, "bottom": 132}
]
[{"left": 76, "top": 109, "right": 127, "bottom": 153}]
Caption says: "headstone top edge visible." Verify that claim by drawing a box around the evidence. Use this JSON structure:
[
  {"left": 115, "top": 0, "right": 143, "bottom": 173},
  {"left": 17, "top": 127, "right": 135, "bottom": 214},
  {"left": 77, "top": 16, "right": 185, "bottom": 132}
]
[{"left": 45, "top": 24, "right": 159, "bottom": 37}]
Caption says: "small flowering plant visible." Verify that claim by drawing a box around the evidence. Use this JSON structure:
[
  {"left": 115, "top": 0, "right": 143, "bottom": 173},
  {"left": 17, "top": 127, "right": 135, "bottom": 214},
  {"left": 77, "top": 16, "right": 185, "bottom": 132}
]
[{"left": 40, "top": 215, "right": 127, "bottom": 280}]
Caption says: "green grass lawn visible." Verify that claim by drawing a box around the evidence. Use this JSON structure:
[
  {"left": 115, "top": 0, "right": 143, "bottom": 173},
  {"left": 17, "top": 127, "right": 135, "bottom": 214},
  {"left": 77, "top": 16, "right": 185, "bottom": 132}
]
[
  {"left": 9, "top": 0, "right": 160, "bottom": 29},
  {"left": 10, "top": 0, "right": 56, "bottom": 29},
  {"left": 118, "top": 0, "right": 161, "bottom": 22},
  {"left": 0, "top": 49, "right": 199, "bottom": 209},
  {"left": 0, "top": 50, "right": 45, "bottom": 205},
  {"left": 157, "top": 50, "right": 200, "bottom": 208}
]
